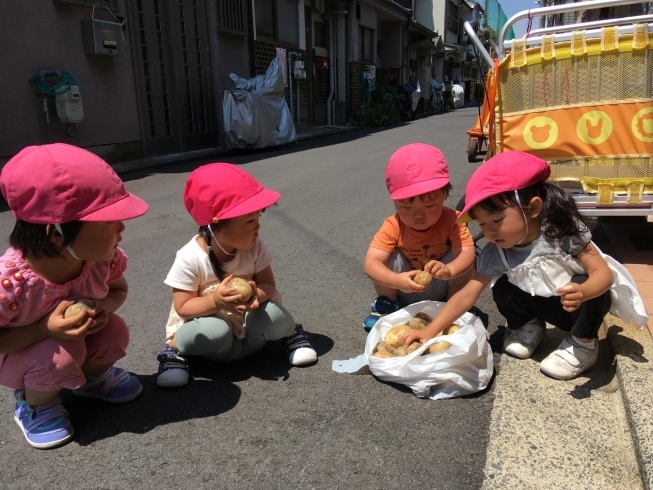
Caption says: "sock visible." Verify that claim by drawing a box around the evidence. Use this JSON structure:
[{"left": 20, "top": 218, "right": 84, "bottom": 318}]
[{"left": 572, "top": 336, "right": 597, "bottom": 349}]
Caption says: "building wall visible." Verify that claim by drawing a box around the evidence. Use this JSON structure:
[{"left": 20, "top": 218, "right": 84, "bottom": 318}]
[
  {"left": 313, "top": 69, "right": 330, "bottom": 104},
  {"left": 348, "top": 61, "right": 366, "bottom": 119},
  {"left": 253, "top": 41, "right": 309, "bottom": 122},
  {"left": 206, "top": 1, "right": 252, "bottom": 93},
  {"left": 380, "top": 22, "right": 403, "bottom": 68},
  {"left": 0, "top": 0, "right": 141, "bottom": 161},
  {"left": 433, "top": 0, "right": 447, "bottom": 39},
  {"left": 414, "top": 0, "right": 436, "bottom": 32}
]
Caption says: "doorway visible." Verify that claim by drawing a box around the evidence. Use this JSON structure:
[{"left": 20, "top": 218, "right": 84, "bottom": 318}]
[{"left": 129, "top": 0, "right": 216, "bottom": 156}]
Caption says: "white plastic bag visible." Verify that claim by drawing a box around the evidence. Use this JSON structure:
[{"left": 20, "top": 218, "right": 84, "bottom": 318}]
[{"left": 332, "top": 301, "right": 494, "bottom": 400}]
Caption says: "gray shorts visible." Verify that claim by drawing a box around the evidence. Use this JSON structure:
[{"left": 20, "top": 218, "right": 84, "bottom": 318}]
[{"left": 389, "top": 249, "right": 455, "bottom": 307}]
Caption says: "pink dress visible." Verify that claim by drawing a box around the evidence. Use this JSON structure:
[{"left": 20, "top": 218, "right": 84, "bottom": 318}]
[{"left": 0, "top": 247, "right": 131, "bottom": 391}]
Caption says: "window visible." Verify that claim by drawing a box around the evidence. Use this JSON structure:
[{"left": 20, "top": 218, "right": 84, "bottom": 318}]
[
  {"left": 255, "top": 0, "right": 299, "bottom": 45},
  {"left": 359, "top": 26, "right": 373, "bottom": 62},
  {"left": 447, "top": 0, "right": 460, "bottom": 34},
  {"left": 314, "top": 20, "right": 327, "bottom": 48},
  {"left": 218, "top": 0, "right": 249, "bottom": 36}
]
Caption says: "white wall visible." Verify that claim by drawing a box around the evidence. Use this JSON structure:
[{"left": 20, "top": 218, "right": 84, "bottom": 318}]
[{"left": 414, "top": 0, "right": 436, "bottom": 32}]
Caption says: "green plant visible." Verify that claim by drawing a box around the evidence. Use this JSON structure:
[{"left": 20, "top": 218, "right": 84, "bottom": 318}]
[{"left": 358, "top": 75, "right": 400, "bottom": 127}]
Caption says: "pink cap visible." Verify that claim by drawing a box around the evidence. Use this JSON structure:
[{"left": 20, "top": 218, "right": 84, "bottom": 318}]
[
  {"left": 183, "top": 163, "right": 280, "bottom": 226},
  {"left": 1, "top": 144, "right": 149, "bottom": 224},
  {"left": 385, "top": 143, "right": 450, "bottom": 200},
  {"left": 457, "top": 151, "right": 551, "bottom": 223}
]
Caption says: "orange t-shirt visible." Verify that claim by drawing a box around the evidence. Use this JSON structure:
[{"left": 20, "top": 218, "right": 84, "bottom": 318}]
[{"left": 369, "top": 207, "right": 473, "bottom": 271}]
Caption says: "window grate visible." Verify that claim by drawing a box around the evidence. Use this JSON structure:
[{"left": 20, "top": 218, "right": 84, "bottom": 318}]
[
  {"left": 218, "top": 0, "right": 248, "bottom": 36},
  {"left": 53, "top": 0, "right": 119, "bottom": 10}
]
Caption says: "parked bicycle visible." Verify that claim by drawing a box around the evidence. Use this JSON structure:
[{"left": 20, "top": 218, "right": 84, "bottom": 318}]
[{"left": 430, "top": 78, "right": 445, "bottom": 114}]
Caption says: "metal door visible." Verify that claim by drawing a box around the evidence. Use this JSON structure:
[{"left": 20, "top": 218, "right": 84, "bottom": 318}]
[{"left": 129, "top": 0, "right": 215, "bottom": 156}]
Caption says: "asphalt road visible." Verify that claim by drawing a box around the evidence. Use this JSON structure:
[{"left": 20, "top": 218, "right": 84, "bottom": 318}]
[{"left": 0, "top": 108, "right": 507, "bottom": 489}]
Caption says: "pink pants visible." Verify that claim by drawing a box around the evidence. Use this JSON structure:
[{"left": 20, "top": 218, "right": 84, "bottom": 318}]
[{"left": 0, "top": 313, "right": 129, "bottom": 392}]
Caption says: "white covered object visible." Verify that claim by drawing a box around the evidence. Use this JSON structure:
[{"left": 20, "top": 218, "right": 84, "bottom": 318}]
[
  {"left": 219, "top": 58, "right": 296, "bottom": 149},
  {"left": 452, "top": 83, "right": 465, "bottom": 108}
]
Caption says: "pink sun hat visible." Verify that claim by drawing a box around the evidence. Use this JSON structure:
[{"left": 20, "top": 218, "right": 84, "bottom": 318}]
[
  {"left": 457, "top": 151, "right": 551, "bottom": 223},
  {"left": 385, "top": 143, "right": 450, "bottom": 200},
  {"left": 183, "top": 163, "right": 280, "bottom": 226},
  {"left": 1, "top": 143, "right": 149, "bottom": 224}
]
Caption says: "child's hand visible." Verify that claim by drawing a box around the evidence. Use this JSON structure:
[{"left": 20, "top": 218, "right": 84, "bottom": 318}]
[
  {"left": 39, "top": 301, "right": 94, "bottom": 340},
  {"left": 240, "top": 280, "right": 260, "bottom": 311},
  {"left": 87, "top": 300, "right": 109, "bottom": 335},
  {"left": 424, "top": 260, "right": 452, "bottom": 280},
  {"left": 397, "top": 271, "right": 427, "bottom": 293},
  {"left": 212, "top": 275, "right": 248, "bottom": 314},
  {"left": 555, "top": 282, "right": 585, "bottom": 312},
  {"left": 402, "top": 328, "right": 435, "bottom": 347}
]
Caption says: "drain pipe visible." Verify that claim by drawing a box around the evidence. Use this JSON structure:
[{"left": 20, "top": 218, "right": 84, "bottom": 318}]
[
  {"left": 326, "top": 13, "right": 335, "bottom": 126},
  {"left": 289, "top": 53, "right": 294, "bottom": 126},
  {"left": 330, "top": 9, "right": 347, "bottom": 125}
]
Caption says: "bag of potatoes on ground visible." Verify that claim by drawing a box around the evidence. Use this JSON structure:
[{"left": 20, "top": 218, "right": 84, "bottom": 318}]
[{"left": 332, "top": 300, "right": 493, "bottom": 400}]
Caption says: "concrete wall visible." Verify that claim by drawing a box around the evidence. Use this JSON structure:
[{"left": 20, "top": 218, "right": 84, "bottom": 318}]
[{"left": 0, "top": 0, "right": 141, "bottom": 160}]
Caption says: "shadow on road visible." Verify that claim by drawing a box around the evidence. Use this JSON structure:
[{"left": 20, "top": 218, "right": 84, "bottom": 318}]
[
  {"left": 59, "top": 332, "right": 334, "bottom": 446},
  {"left": 62, "top": 376, "right": 242, "bottom": 446}
]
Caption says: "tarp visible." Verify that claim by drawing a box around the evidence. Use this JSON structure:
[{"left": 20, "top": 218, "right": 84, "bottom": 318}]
[{"left": 219, "top": 58, "right": 296, "bottom": 149}]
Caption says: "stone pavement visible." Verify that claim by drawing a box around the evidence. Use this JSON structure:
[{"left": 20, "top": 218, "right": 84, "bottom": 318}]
[
  {"left": 109, "top": 125, "right": 653, "bottom": 489},
  {"left": 480, "top": 217, "right": 653, "bottom": 489}
]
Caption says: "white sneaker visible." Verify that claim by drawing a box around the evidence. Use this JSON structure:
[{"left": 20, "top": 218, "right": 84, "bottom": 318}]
[
  {"left": 283, "top": 324, "right": 318, "bottom": 366},
  {"left": 503, "top": 319, "right": 545, "bottom": 359},
  {"left": 540, "top": 337, "right": 598, "bottom": 380}
]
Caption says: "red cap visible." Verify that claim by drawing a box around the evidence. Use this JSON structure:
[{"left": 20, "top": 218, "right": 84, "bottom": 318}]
[
  {"left": 385, "top": 143, "right": 450, "bottom": 200},
  {"left": 183, "top": 163, "right": 280, "bottom": 226},
  {"left": 458, "top": 151, "right": 551, "bottom": 223},
  {"left": 0, "top": 144, "right": 149, "bottom": 224}
]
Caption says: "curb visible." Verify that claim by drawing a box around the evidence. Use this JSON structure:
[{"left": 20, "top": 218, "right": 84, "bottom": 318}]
[
  {"left": 111, "top": 126, "right": 359, "bottom": 176},
  {"left": 605, "top": 317, "right": 653, "bottom": 489}
]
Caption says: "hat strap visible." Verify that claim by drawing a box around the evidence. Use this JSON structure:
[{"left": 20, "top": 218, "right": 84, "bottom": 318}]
[
  {"left": 54, "top": 224, "right": 82, "bottom": 261},
  {"left": 208, "top": 226, "right": 236, "bottom": 256},
  {"left": 513, "top": 190, "right": 529, "bottom": 246}
]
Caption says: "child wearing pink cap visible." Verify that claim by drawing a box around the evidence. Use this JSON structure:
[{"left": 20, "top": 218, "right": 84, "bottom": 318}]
[
  {"left": 404, "top": 151, "right": 647, "bottom": 380},
  {"left": 156, "top": 163, "right": 317, "bottom": 388},
  {"left": 363, "top": 143, "right": 476, "bottom": 330},
  {"left": 0, "top": 143, "right": 149, "bottom": 449}
]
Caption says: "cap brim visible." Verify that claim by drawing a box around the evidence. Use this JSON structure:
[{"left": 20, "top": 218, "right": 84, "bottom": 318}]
[
  {"left": 457, "top": 211, "right": 473, "bottom": 224},
  {"left": 81, "top": 193, "right": 149, "bottom": 221},
  {"left": 389, "top": 178, "right": 450, "bottom": 200},
  {"left": 456, "top": 189, "right": 497, "bottom": 223},
  {"left": 220, "top": 188, "right": 281, "bottom": 219}
]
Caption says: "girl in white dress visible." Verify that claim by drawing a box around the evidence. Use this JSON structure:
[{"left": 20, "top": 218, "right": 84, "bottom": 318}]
[{"left": 404, "top": 151, "right": 647, "bottom": 380}]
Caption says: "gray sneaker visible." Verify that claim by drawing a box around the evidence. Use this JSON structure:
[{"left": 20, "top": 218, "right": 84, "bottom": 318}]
[
  {"left": 503, "top": 319, "right": 545, "bottom": 359},
  {"left": 540, "top": 337, "right": 599, "bottom": 380}
]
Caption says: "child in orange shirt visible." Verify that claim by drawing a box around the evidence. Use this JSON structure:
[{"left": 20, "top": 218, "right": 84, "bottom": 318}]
[{"left": 363, "top": 144, "right": 476, "bottom": 330}]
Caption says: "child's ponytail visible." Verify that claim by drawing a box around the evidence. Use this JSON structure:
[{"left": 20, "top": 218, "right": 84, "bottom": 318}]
[
  {"left": 10, "top": 220, "right": 83, "bottom": 259},
  {"left": 516, "top": 181, "right": 594, "bottom": 240},
  {"left": 199, "top": 225, "right": 226, "bottom": 281},
  {"left": 537, "top": 182, "right": 594, "bottom": 240}
]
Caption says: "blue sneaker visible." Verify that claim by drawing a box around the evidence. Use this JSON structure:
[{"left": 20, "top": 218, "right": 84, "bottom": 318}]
[
  {"left": 72, "top": 367, "right": 142, "bottom": 403},
  {"left": 363, "top": 296, "right": 400, "bottom": 331},
  {"left": 14, "top": 390, "right": 74, "bottom": 449},
  {"left": 157, "top": 343, "right": 190, "bottom": 388}
]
